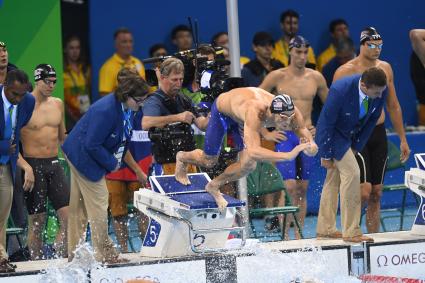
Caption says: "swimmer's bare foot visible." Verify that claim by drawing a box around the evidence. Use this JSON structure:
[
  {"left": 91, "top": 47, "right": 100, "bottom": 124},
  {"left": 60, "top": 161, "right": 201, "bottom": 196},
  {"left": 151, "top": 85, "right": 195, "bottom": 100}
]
[
  {"left": 206, "top": 181, "right": 228, "bottom": 212},
  {"left": 175, "top": 152, "right": 191, "bottom": 185}
]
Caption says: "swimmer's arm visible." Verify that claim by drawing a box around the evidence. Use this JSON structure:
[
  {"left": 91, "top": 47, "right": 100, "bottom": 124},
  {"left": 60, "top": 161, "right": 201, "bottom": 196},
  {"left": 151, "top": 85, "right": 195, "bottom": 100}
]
[
  {"left": 17, "top": 153, "right": 34, "bottom": 191},
  {"left": 58, "top": 99, "right": 67, "bottom": 144},
  {"left": 384, "top": 65, "right": 410, "bottom": 161},
  {"left": 244, "top": 109, "right": 307, "bottom": 162},
  {"left": 332, "top": 65, "right": 352, "bottom": 82},
  {"left": 316, "top": 72, "right": 329, "bottom": 103},
  {"left": 410, "top": 29, "right": 425, "bottom": 65},
  {"left": 259, "top": 70, "right": 281, "bottom": 92},
  {"left": 123, "top": 150, "right": 147, "bottom": 185},
  {"left": 293, "top": 107, "right": 317, "bottom": 153}
]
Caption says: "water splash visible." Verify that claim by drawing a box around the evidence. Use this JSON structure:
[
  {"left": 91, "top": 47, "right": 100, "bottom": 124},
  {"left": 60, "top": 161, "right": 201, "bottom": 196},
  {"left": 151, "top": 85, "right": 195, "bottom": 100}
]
[
  {"left": 234, "top": 240, "right": 361, "bottom": 283},
  {"left": 39, "top": 243, "right": 104, "bottom": 283}
]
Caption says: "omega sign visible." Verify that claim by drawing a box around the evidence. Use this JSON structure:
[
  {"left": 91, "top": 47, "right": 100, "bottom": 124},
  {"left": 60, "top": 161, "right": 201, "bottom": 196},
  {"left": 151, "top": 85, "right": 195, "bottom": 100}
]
[
  {"left": 369, "top": 242, "right": 425, "bottom": 278},
  {"left": 376, "top": 252, "right": 425, "bottom": 267}
]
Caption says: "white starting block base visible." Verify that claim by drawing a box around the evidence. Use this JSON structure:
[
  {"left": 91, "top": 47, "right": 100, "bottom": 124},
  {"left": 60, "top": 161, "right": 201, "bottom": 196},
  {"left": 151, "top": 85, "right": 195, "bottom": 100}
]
[
  {"left": 134, "top": 173, "right": 246, "bottom": 258},
  {"left": 404, "top": 153, "right": 425, "bottom": 235}
]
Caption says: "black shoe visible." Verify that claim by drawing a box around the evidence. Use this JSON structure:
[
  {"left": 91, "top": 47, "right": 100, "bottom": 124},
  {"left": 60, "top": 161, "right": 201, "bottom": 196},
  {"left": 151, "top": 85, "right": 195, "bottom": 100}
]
[
  {"left": 0, "top": 258, "right": 16, "bottom": 273},
  {"left": 264, "top": 216, "right": 280, "bottom": 232}
]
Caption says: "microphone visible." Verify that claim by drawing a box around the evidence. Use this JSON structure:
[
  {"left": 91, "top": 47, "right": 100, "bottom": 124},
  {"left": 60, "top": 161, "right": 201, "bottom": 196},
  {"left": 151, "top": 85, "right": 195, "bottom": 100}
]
[{"left": 142, "top": 55, "right": 171, "bottom": 64}]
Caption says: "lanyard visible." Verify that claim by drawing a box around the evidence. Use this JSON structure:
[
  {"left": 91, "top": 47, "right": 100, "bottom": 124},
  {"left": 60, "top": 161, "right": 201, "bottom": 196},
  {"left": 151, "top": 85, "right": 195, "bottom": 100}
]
[{"left": 121, "top": 103, "right": 133, "bottom": 140}]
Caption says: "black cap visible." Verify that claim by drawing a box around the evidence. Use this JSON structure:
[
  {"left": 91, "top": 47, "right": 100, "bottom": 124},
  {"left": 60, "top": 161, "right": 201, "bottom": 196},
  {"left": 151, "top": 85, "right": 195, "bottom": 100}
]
[
  {"left": 253, "top": 32, "right": 274, "bottom": 46},
  {"left": 360, "top": 27, "right": 382, "bottom": 44},
  {"left": 289, "top": 35, "right": 310, "bottom": 50},
  {"left": 270, "top": 94, "right": 295, "bottom": 114},
  {"left": 34, "top": 64, "right": 56, "bottom": 82}
]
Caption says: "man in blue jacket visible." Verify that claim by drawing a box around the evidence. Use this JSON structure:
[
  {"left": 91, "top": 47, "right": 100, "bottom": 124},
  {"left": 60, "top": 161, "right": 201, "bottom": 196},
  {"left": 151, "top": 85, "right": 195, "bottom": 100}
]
[
  {"left": 0, "top": 69, "right": 35, "bottom": 272},
  {"left": 315, "top": 67, "right": 387, "bottom": 243},
  {"left": 63, "top": 68, "right": 149, "bottom": 264}
]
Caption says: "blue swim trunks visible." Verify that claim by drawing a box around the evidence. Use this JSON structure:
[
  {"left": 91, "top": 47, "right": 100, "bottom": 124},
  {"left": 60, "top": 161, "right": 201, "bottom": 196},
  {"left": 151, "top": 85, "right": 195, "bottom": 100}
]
[
  {"left": 275, "top": 131, "right": 313, "bottom": 180},
  {"left": 204, "top": 101, "right": 244, "bottom": 156}
]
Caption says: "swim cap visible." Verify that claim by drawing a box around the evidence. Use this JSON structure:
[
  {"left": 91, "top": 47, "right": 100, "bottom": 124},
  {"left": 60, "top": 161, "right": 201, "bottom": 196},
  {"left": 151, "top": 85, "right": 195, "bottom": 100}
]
[
  {"left": 270, "top": 94, "right": 295, "bottom": 114},
  {"left": 34, "top": 64, "right": 56, "bottom": 82},
  {"left": 289, "top": 35, "right": 310, "bottom": 50},
  {"left": 360, "top": 27, "right": 382, "bottom": 44}
]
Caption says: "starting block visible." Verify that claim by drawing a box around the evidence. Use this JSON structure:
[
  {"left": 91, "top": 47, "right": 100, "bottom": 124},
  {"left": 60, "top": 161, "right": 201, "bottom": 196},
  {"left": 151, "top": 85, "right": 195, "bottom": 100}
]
[
  {"left": 134, "top": 173, "right": 246, "bottom": 258},
  {"left": 404, "top": 153, "right": 425, "bottom": 235}
]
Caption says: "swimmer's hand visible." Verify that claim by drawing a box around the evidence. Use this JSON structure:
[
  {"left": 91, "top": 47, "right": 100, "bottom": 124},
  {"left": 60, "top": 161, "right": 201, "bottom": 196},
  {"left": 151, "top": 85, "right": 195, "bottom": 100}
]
[
  {"left": 284, "top": 143, "right": 311, "bottom": 161},
  {"left": 303, "top": 141, "right": 318, "bottom": 157},
  {"left": 22, "top": 164, "right": 35, "bottom": 192},
  {"left": 263, "top": 130, "right": 287, "bottom": 142}
]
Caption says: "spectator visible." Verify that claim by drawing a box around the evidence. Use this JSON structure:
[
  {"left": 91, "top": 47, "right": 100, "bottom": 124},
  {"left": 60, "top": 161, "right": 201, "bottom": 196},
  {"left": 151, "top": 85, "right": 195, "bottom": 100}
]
[
  {"left": 63, "top": 36, "right": 91, "bottom": 132},
  {"left": 317, "top": 19, "right": 350, "bottom": 72},
  {"left": 149, "top": 43, "right": 168, "bottom": 58},
  {"left": 144, "top": 44, "right": 169, "bottom": 89},
  {"left": 211, "top": 31, "right": 250, "bottom": 67},
  {"left": 99, "top": 27, "right": 145, "bottom": 96},
  {"left": 0, "top": 70, "right": 35, "bottom": 273},
  {"left": 171, "top": 25, "right": 193, "bottom": 52},
  {"left": 409, "top": 29, "right": 425, "bottom": 125},
  {"left": 272, "top": 9, "right": 316, "bottom": 69},
  {"left": 322, "top": 37, "right": 356, "bottom": 87},
  {"left": 20, "top": 64, "right": 68, "bottom": 259},
  {"left": 63, "top": 68, "right": 149, "bottom": 264},
  {"left": 242, "top": 31, "right": 284, "bottom": 87}
]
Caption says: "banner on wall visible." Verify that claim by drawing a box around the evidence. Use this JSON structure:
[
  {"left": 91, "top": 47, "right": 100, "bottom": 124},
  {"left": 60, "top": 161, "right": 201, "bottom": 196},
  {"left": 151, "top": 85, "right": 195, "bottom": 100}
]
[{"left": 0, "top": 0, "right": 64, "bottom": 100}]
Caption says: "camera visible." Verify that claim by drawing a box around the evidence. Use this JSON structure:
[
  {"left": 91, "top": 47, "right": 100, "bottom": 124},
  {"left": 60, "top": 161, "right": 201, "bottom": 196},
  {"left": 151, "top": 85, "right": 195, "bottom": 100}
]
[
  {"left": 197, "top": 56, "right": 244, "bottom": 103},
  {"left": 148, "top": 122, "right": 196, "bottom": 164},
  {"left": 143, "top": 46, "right": 244, "bottom": 104}
]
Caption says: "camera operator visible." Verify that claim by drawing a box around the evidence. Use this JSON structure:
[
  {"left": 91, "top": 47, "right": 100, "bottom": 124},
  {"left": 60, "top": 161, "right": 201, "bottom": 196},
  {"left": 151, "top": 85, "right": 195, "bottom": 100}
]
[{"left": 142, "top": 57, "right": 209, "bottom": 175}]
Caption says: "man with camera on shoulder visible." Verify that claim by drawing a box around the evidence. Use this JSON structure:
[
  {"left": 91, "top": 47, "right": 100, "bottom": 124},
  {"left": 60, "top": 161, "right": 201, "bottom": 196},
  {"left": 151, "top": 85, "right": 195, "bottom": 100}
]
[{"left": 142, "top": 57, "right": 209, "bottom": 174}]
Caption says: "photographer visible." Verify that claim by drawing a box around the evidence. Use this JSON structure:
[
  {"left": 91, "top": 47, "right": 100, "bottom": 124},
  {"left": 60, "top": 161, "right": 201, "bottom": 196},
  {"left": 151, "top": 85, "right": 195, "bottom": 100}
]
[{"left": 142, "top": 57, "right": 208, "bottom": 174}]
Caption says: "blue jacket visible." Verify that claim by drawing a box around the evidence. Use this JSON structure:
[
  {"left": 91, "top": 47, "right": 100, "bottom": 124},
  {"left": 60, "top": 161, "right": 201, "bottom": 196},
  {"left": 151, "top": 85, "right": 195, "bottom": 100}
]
[
  {"left": 0, "top": 86, "right": 35, "bottom": 181},
  {"left": 315, "top": 74, "right": 388, "bottom": 161},
  {"left": 62, "top": 93, "right": 128, "bottom": 182}
]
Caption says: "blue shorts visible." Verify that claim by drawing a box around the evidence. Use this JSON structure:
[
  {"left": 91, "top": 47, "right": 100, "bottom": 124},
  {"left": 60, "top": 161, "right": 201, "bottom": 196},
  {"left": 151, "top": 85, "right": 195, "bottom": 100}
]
[
  {"left": 275, "top": 131, "right": 313, "bottom": 180},
  {"left": 204, "top": 101, "right": 244, "bottom": 156}
]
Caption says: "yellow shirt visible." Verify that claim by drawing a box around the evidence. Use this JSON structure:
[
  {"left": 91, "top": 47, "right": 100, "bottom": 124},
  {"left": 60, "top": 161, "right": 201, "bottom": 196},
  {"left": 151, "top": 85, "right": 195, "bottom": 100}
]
[
  {"left": 240, "top": 56, "right": 250, "bottom": 67},
  {"left": 98, "top": 53, "right": 146, "bottom": 94},
  {"left": 317, "top": 44, "right": 336, "bottom": 72},
  {"left": 63, "top": 64, "right": 91, "bottom": 119},
  {"left": 272, "top": 39, "right": 316, "bottom": 67}
]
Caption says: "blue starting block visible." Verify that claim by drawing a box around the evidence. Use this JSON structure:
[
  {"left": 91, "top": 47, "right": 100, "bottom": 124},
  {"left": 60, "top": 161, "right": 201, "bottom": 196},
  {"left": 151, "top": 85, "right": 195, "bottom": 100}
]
[
  {"left": 134, "top": 173, "right": 246, "bottom": 258},
  {"left": 405, "top": 153, "right": 425, "bottom": 235}
]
